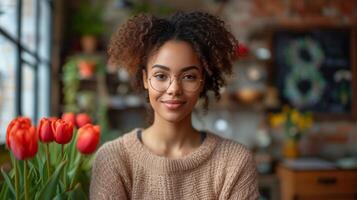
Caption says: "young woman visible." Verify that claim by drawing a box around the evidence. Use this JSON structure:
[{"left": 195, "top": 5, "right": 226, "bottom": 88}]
[{"left": 90, "top": 11, "right": 259, "bottom": 199}]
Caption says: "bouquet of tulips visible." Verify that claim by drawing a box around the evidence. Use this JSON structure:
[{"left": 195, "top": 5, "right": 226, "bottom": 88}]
[{"left": 0, "top": 112, "right": 100, "bottom": 200}]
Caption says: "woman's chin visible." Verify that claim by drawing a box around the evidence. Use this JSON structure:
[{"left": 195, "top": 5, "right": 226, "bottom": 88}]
[{"left": 157, "top": 112, "right": 190, "bottom": 124}]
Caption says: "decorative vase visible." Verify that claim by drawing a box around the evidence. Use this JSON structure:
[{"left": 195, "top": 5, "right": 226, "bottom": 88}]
[{"left": 283, "top": 139, "right": 300, "bottom": 159}]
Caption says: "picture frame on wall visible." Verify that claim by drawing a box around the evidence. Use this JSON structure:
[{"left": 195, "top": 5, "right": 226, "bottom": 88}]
[{"left": 270, "top": 26, "right": 357, "bottom": 121}]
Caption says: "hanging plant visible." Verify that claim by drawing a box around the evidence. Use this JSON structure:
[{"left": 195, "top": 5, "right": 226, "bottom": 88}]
[{"left": 63, "top": 58, "right": 80, "bottom": 113}]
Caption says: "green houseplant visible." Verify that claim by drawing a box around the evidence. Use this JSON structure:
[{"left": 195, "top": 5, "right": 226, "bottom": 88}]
[
  {"left": 269, "top": 105, "right": 313, "bottom": 158},
  {"left": 62, "top": 54, "right": 109, "bottom": 140},
  {"left": 72, "top": 1, "right": 106, "bottom": 53}
]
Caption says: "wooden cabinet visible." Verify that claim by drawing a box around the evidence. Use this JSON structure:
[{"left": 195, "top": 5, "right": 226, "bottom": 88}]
[{"left": 277, "top": 165, "right": 357, "bottom": 200}]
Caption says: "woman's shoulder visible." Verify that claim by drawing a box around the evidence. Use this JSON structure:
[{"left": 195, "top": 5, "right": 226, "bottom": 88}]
[
  {"left": 208, "top": 132, "right": 253, "bottom": 165},
  {"left": 94, "top": 129, "right": 139, "bottom": 162},
  {"left": 209, "top": 132, "right": 251, "bottom": 154}
]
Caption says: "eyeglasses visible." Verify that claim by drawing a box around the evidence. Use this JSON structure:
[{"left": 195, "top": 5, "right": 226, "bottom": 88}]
[{"left": 148, "top": 72, "right": 203, "bottom": 92}]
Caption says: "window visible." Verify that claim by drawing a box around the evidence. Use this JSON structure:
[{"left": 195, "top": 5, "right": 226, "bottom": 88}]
[{"left": 0, "top": 0, "right": 52, "bottom": 143}]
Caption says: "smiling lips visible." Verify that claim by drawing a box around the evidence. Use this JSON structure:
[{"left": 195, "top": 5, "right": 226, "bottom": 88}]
[{"left": 161, "top": 100, "right": 186, "bottom": 110}]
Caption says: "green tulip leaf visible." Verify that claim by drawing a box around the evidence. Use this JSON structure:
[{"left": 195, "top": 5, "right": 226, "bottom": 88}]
[
  {"left": 28, "top": 161, "right": 40, "bottom": 180},
  {"left": 58, "top": 180, "right": 66, "bottom": 194},
  {"left": 1, "top": 168, "right": 15, "bottom": 196},
  {"left": 53, "top": 192, "right": 68, "bottom": 200},
  {"left": 68, "top": 183, "right": 87, "bottom": 200},
  {"left": 0, "top": 182, "right": 10, "bottom": 199},
  {"left": 37, "top": 160, "right": 66, "bottom": 200},
  {"left": 68, "top": 131, "right": 78, "bottom": 169},
  {"left": 77, "top": 170, "right": 91, "bottom": 195},
  {"left": 82, "top": 155, "right": 94, "bottom": 170},
  {"left": 67, "top": 167, "right": 76, "bottom": 180}
]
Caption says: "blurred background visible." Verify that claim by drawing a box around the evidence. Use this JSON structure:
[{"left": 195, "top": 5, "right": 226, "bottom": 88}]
[{"left": 0, "top": 0, "right": 357, "bottom": 199}]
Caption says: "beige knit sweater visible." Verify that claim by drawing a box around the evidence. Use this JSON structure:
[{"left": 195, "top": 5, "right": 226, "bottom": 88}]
[{"left": 90, "top": 129, "right": 259, "bottom": 199}]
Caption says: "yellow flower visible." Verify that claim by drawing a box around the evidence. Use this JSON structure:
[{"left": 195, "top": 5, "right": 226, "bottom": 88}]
[
  {"left": 296, "top": 113, "right": 313, "bottom": 131},
  {"left": 269, "top": 113, "right": 286, "bottom": 128},
  {"left": 291, "top": 109, "right": 301, "bottom": 124},
  {"left": 269, "top": 106, "right": 313, "bottom": 138}
]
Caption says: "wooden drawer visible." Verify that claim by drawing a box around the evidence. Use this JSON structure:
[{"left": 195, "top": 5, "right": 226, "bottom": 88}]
[
  {"left": 278, "top": 165, "right": 357, "bottom": 200},
  {"left": 294, "top": 170, "right": 357, "bottom": 195}
]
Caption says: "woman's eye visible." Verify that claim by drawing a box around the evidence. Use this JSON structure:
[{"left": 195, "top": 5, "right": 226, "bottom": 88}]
[
  {"left": 154, "top": 74, "right": 168, "bottom": 81},
  {"left": 182, "top": 74, "right": 197, "bottom": 81}
]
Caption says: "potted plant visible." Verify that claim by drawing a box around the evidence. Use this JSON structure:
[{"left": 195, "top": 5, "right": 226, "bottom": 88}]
[
  {"left": 269, "top": 105, "right": 313, "bottom": 158},
  {"left": 72, "top": 1, "right": 106, "bottom": 53}
]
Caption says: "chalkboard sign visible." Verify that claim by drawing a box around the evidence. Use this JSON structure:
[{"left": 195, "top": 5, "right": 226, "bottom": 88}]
[{"left": 273, "top": 29, "right": 352, "bottom": 114}]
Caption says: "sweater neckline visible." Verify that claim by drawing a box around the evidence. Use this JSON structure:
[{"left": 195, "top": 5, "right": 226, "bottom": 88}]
[
  {"left": 126, "top": 128, "right": 219, "bottom": 174},
  {"left": 137, "top": 129, "right": 207, "bottom": 145}
]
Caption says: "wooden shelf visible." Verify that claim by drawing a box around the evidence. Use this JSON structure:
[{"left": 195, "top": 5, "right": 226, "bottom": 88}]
[
  {"left": 277, "top": 164, "right": 357, "bottom": 200},
  {"left": 274, "top": 16, "right": 357, "bottom": 29}
]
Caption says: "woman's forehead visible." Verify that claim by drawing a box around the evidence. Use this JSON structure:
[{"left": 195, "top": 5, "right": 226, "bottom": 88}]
[
  {"left": 151, "top": 64, "right": 201, "bottom": 73},
  {"left": 147, "top": 40, "right": 202, "bottom": 72}
]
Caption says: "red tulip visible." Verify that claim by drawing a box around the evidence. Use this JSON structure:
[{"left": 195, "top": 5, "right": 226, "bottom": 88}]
[
  {"left": 52, "top": 119, "right": 74, "bottom": 144},
  {"left": 76, "top": 124, "right": 100, "bottom": 154},
  {"left": 76, "top": 113, "right": 92, "bottom": 128},
  {"left": 38, "top": 118, "right": 55, "bottom": 143},
  {"left": 61, "top": 112, "right": 76, "bottom": 126},
  {"left": 6, "top": 117, "right": 31, "bottom": 149},
  {"left": 6, "top": 117, "right": 38, "bottom": 160},
  {"left": 49, "top": 116, "right": 58, "bottom": 121}
]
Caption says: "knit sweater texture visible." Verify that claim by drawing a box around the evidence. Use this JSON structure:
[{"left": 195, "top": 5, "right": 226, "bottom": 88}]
[{"left": 90, "top": 128, "right": 259, "bottom": 199}]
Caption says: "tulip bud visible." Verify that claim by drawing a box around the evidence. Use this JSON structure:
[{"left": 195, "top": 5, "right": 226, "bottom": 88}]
[
  {"left": 76, "top": 113, "right": 92, "bottom": 128},
  {"left": 6, "top": 117, "right": 38, "bottom": 160},
  {"left": 61, "top": 112, "right": 76, "bottom": 127},
  {"left": 52, "top": 119, "right": 74, "bottom": 144},
  {"left": 76, "top": 124, "right": 100, "bottom": 154},
  {"left": 38, "top": 118, "right": 55, "bottom": 143},
  {"left": 6, "top": 117, "right": 31, "bottom": 149}
]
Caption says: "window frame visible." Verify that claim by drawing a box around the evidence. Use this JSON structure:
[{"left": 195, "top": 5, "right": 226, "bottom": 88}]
[{"left": 0, "top": 0, "right": 53, "bottom": 124}]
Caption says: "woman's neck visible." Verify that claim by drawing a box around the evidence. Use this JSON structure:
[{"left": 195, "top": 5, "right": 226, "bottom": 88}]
[{"left": 142, "top": 114, "right": 201, "bottom": 158}]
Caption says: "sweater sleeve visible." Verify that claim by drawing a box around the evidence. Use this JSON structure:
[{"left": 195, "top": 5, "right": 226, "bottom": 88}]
[
  {"left": 90, "top": 143, "right": 128, "bottom": 200},
  {"left": 227, "top": 152, "right": 259, "bottom": 200}
]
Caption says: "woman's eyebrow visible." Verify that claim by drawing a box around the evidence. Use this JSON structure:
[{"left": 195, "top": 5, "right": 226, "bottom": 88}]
[{"left": 152, "top": 64, "right": 200, "bottom": 72}]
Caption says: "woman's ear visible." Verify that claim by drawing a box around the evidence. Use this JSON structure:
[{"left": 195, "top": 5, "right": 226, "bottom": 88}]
[{"left": 143, "top": 69, "right": 148, "bottom": 89}]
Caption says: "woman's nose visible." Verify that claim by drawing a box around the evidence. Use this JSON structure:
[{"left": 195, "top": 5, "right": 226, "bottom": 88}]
[{"left": 166, "top": 77, "right": 182, "bottom": 95}]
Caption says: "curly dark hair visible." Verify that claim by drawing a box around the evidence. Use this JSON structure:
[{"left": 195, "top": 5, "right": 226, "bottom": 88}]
[{"left": 108, "top": 11, "right": 237, "bottom": 109}]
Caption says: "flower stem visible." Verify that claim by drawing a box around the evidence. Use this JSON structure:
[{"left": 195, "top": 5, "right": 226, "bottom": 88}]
[
  {"left": 24, "top": 160, "right": 29, "bottom": 200},
  {"left": 69, "top": 154, "right": 82, "bottom": 190},
  {"left": 45, "top": 143, "right": 51, "bottom": 178},
  {"left": 62, "top": 144, "right": 67, "bottom": 188},
  {"left": 14, "top": 158, "right": 19, "bottom": 200},
  {"left": 61, "top": 144, "right": 64, "bottom": 158}
]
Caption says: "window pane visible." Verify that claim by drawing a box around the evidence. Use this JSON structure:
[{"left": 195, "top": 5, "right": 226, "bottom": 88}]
[
  {"left": 23, "top": 50, "right": 37, "bottom": 65},
  {"left": 38, "top": 1, "right": 51, "bottom": 118},
  {"left": 39, "top": 0, "right": 50, "bottom": 61},
  {"left": 21, "top": 0, "right": 37, "bottom": 52},
  {"left": 38, "top": 63, "right": 50, "bottom": 118},
  {"left": 22, "top": 63, "right": 35, "bottom": 121},
  {"left": 0, "top": 0, "right": 17, "bottom": 38},
  {"left": 0, "top": 35, "right": 16, "bottom": 144}
]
